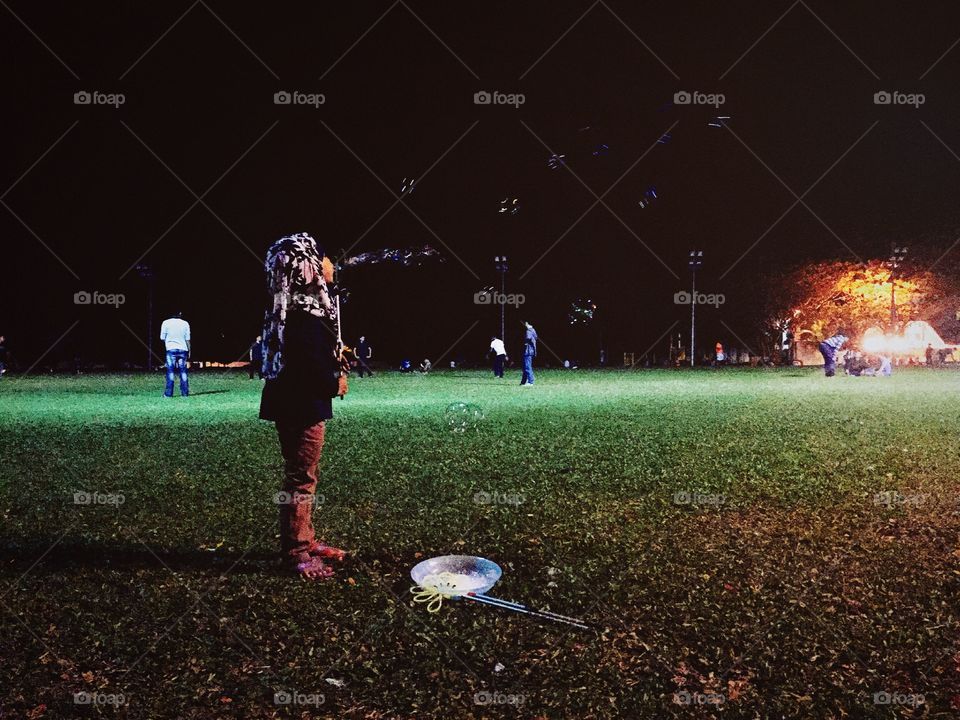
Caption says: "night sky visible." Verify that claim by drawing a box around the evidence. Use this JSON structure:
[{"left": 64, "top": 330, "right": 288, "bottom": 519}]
[{"left": 4, "top": 1, "right": 960, "bottom": 368}]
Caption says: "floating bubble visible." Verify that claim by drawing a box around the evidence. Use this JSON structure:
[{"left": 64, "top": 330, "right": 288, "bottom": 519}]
[
  {"left": 638, "top": 186, "right": 658, "bottom": 209},
  {"left": 476, "top": 286, "right": 495, "bottom": 302},
  {"left": 547, "top": 153, "right": 566, "bottom": 170},
  {"left": 568, "top": 298, "right": 597, "bottom": 325},
  {"left": 499, "top": 197, "right": 519, "bottom": 215},
  {"left": 445, "top": 402, "right": 484, "bottom": 433},
  {"left": 576, "top": 125, "right": 609, "bottom": 157},
  {"left": 340, "top": 245, "right": 441, "bottom": 269}
]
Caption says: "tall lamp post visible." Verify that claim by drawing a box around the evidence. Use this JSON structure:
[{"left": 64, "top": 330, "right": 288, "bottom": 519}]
[
  {"left": 888, "top": 245, "right": 907, "bottom": 331},
  {"left": 135, "top": 264, "right": 155, "bottom": 371},
  {"left": 688, "top": 250, "right": 703, "bottom": 367},
  {"left": 494, "top": 255, "right": 508, "bottom": 342}
]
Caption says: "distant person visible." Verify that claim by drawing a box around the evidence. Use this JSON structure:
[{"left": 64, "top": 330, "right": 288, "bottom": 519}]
[
  {"left": 925, "top": 343, "right": 934, "bottom": 367},
  {"left": 489, "top": 335, "right": 507, "bottom": 378},
  {"left": 0, "top": 335, "right": 7, "bottom": 377},
  {"left": 419, "top": 358, "right": 432, "bottom": 373},
  {"left": 520, "top": 321, "right": 537, "bottom": 386},
  {"left": 356, "top": 335, "right": 374, "bottom": 377},
  {"left": 258, "top": 232, "right": 348, "bottom": 581},
  {"left": 848, "top": 352, "right": 869, "bottom": 376},
  {"left": 715, "top": 342, "right": 725, "bottom": 367},
  {"left": 843, "top": 349, "right": 855, "bottom": 375},
  {"left": 818, "top": 331, "right": 848, "bottom": 377},
  {"left": 878, "top": 355, "right": 892, "bottom": 376},
  {"left": 249, "top": 335, "right": 263, "bottom": 379},
  {"left": 399, "top": 358, "right": 412, "bottom": 373},
  {"left": 160, "top": 312, "right": 191, "bottom": 397}
]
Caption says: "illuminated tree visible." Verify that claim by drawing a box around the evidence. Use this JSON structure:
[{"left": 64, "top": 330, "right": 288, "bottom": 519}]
[{"left": 760, "top": 259, "right": 940, "bottom": 341}]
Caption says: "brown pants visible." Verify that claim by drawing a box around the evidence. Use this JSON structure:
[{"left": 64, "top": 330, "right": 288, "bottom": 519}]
[{"left": 276, "top": 420, "right": 325, "bottom": 559}]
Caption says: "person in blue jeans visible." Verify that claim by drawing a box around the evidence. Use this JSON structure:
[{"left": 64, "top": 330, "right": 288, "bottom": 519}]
[
  {"left": 818, "top": 332, "right": 848, "bottom": 377},
  {"left": 161, "top": 312, "right": 191, "bottom": 396},
  {"left": 520, "top": 321, "right": 537, "bottom": 386}
]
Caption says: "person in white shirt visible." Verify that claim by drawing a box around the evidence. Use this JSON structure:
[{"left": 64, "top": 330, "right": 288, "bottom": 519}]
[
  {"left": 489, "top": 336, "right": 507, "bottom": 378},
  {"left": 160, "top": 312, "right": 191, "bottom": 397}
]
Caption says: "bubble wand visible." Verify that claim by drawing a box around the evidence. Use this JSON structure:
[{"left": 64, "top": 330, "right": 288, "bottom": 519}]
[{"left": 411, "top": 556, "right": 590, "bottom": 631}]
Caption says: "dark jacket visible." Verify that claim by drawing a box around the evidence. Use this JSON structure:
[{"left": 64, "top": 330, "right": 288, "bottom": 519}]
[{"left": 259, "top": 312, "right": 340, "bottom": 426}]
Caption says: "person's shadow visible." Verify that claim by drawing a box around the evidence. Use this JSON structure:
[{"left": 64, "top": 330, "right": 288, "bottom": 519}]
[{"left": 0, "top": 539, "right": 283, "bottom": 576}]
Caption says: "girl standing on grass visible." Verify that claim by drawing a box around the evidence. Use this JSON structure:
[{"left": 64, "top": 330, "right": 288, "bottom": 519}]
[{"left": 259, "top": 232, "right": 348, "bottom": 581}]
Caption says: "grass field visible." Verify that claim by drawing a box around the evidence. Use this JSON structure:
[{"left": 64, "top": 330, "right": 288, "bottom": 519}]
[{"left": 1, "top": 368, "right": 958, "bottom": 718}]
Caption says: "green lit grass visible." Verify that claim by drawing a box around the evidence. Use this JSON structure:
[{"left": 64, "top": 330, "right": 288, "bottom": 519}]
[{"left": 1, "top": 369, "right": 958, "bottom": 718}]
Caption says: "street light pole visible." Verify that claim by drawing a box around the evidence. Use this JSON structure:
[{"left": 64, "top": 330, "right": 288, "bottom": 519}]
[
  {"left": 136, "top": 264, "right": 155, "bottom": 371},
  {"left": 888, "top": 245, "right": 907, "bottom": 331},
  {"left": 688, "top": 250, "right": 703, "bottom": 367},
  {"left": 494, "top": 256, "right": 508, "bottom": 342}
]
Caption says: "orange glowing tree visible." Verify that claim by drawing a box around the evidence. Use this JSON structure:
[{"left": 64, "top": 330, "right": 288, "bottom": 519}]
[{"left": 761, "top": 260, "right": 938, "bottom": 342}]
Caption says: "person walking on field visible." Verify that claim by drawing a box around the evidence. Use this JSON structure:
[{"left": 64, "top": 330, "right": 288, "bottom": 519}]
[
  {"left": 489, "top": 335, "right": 507, "bottom": 378},
  {"left": 520, "top": 321, "right": 537, "bottom": 386},
  {"left": 249, "top": 335, "right": 263, "bottom": 379},
  {"left": 160, "top": 312, "right": 191, "bottom": 397},
  {"left": 818, "top": 331, "right": 848, "bottom": 377},
  {"left": 259, "top": 232, "right": 348, "bottom": 581},
  {"left": 356, "top": 335, "right": 374, "bottom": 377}
]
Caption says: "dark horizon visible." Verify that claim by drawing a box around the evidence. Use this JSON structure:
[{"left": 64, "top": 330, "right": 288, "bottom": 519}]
[{"left": 4, "top": 1, "right": 960, "bottom": 369}]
